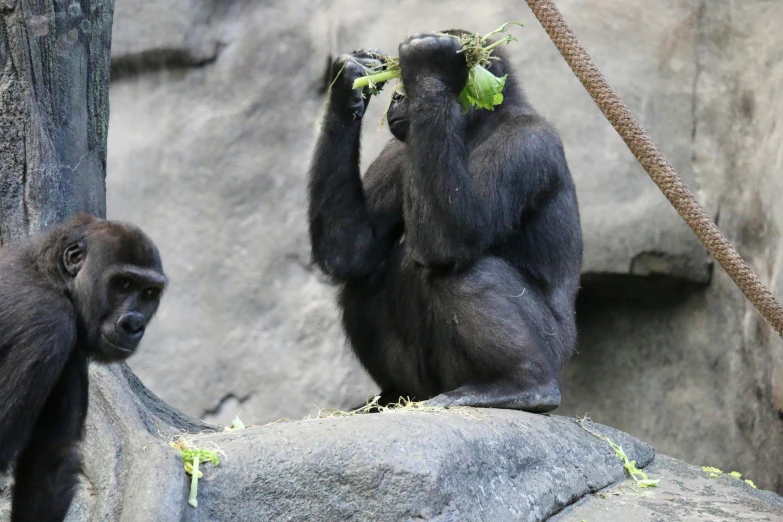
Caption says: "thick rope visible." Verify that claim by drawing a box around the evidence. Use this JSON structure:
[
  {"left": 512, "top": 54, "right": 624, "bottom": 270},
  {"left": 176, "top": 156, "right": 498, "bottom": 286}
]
[{"left": 524, "top": 0, "right": 783, "bottom": 339}]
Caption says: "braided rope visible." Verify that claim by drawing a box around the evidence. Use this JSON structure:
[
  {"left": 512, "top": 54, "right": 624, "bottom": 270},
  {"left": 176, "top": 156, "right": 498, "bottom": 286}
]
[{"left": 525, "top": 0, "right": 783, "bottom": 338}]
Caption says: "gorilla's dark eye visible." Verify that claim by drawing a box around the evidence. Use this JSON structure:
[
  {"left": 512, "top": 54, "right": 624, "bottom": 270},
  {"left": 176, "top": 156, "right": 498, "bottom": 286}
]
[
  {"left": 142, "top": 287, "right": 161, "bottom": 300},
  {"left": 117, "top": 278, "right": 131, "bottom": 290}
]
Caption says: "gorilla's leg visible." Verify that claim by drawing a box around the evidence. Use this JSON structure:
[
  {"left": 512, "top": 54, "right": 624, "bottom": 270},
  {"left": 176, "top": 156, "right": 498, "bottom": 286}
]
[
  {"left": 424, "top": 379, "right": 561, "bottom": 413},
  {"left": 12, "top": 444, "right": 81, "bottom": 522},
  {"left": 423, "top": 256, "right": 568, "bottom": 413},
  {"left": 340, "top": 249, "right": 440, "bottom": 403},
  {"left": 11, "top": 354, "right": 87, "bottom": 522}
]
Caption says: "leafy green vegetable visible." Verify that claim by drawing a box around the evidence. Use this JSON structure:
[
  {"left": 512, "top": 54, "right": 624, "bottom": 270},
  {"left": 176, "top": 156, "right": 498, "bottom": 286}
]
[
  {"left": 701, "top": 466, "right": 758, "bottom": 488},
  {"left": 701, "top": 465, "right": 722, "bottom": 478},
  {"left": 170, "top": 437, "right": 221, "bottom": 508},
  {"left": 606, "top": 437, "right": 660, "bottom": 488},
  {"left": 352, "top": 58, "right": 400, "bottom": 91},
  {"left": 577, "top": 417, "right": 659, "bottom": 489},
  {"left": 458, "top": 65, "right": 508, "bottom": 112},
  {"left": 350, "top": 22, "right": 522, "bottom": 114}
]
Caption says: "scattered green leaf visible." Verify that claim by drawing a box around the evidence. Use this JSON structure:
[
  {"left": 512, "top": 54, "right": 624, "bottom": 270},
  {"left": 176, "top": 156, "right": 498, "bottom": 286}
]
[
  {"left": 701, "top": 466, "right": 758, "bottom": 489},
  {"left": 701, "top": 466, "right": 723, "bottom": 478},
  {"left": 224, "top": 415, "right": 247, "bottom": 431},
  {"left": 606, "top": 437, "right": 660, "bottom": 488},
  {"left": 577, "top": 416, "right": 659, "bottom": 489},
  {"left": 170, "top": 437, "right": 221, "bottom": 508}
]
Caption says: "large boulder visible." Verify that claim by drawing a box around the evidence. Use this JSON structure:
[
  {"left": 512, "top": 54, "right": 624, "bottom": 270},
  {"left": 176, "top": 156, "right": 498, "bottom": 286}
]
[
  {"left": 187, "top": 410, "right": 652, "bottom": 521},
  {"left": 2, "top": 364, "right": 656, "bottom": 521},
  {"left": 4, "top": 367, "right": 781, "bottom": 521}
]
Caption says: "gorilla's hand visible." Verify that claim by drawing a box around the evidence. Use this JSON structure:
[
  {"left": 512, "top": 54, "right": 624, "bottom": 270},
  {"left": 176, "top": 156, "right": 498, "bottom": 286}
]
[
  {"left": 328, "top": 49, "right": 385, "bottom": 121},
  {"left": 399, "top": 34, "right": 468, "bottom": 100}
]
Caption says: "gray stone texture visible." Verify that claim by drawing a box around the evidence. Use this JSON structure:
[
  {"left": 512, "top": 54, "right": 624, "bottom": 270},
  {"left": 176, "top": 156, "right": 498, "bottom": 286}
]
[
  {"left": 551, "top": 455, "right": 783, "bottom": 522},
  {"left": 3, "top": 376, "right": 781, "bottom": 520},
  {"left": 105, "top": 0, "right": 783, "bottom": 494},
  {"left": 3, "top": 372, "right": 658, "bottom": 522},
  {"left": 187, "top": 412, "right": 655, "bottom": 522}
]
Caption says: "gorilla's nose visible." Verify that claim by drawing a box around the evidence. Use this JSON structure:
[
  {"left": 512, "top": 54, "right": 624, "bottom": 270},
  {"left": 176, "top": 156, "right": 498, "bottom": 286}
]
[{"left": 117, "top": 313, "right": 146, "bottom": 340}]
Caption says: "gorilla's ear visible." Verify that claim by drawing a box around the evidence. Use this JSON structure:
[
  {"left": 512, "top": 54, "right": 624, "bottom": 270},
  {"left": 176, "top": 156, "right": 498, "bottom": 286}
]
[{"left": 63, "top": 242, "right": 86, "bottom": 276}]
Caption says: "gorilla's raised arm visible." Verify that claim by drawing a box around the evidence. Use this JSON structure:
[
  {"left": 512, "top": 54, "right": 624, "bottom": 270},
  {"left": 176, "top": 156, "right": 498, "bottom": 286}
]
[{"left": 308, "top": 51, "right": 404, "bottom": 282}]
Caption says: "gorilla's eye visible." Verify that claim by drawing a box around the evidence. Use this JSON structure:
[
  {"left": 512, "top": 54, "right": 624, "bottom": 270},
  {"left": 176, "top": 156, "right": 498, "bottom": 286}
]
[
  {"left": 117, "top": 278, "right": 131, "bottom": 290},
  {"left": 142, "top": 287, "right": 161, "bottom": 300}
]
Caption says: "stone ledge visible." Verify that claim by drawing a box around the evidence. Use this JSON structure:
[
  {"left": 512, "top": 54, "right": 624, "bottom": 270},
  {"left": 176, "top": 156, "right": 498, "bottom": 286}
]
[
  {"left": 551, "top": 455, "right": 783, "bottom": 521},
  {"left": 188, "top": 410, "right": 653, "bottom": 521}
]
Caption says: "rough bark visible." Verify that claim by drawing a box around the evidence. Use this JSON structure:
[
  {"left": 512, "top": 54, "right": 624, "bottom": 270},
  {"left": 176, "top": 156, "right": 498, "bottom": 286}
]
[{"left": 0, "top": 0, "right": 112, "bottom": 243}]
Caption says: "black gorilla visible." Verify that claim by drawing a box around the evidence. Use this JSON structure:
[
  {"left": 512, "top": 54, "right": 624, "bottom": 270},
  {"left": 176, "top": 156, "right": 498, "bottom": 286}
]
[
  {"left": 308, "top": 31, "right": 582, "bottom": 412},
  {"left": 0, "top": 214, "right": 166, "bottom": 522}
]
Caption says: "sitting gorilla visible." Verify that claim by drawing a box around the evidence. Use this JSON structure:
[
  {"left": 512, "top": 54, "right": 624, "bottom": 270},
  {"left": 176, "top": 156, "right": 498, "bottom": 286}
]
[
  {"left": 0, "top": 214, "right": 166, "bottom": 522},
  {"left": 308, "top": 31, "right": 582, "bottom": 412}
]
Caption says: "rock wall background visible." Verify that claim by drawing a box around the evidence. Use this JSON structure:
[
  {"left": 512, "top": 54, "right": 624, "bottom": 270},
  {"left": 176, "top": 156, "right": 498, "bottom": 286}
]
[{"left": 106, "top": 0, "right": 783, "bottom": 492}]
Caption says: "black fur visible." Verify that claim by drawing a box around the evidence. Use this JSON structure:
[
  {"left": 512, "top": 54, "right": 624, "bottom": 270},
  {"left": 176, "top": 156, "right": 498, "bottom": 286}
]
[
  {"left": 0, "top": 213, "right": 166, "bottom": 522},
  {"left": 308, "top": 32, "right": 583, "bottom": 412}
]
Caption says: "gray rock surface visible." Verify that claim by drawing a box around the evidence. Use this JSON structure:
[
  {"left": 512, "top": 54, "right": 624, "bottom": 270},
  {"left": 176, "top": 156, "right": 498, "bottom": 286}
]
[
  {"left": 0, "top": 363, "right": 209, "bottom": 522},
  {"left": 188, "top": 412, "right": 653, "bottom": 522},
  {"left": 111, "top": 0, "right": 229, "bottom": 70},
  {"left": 108, "top": 0, "right": 380, "bottom": 428},
  {"left": 1, "top": 376, "right": 657, "bottom": 522},
  {"left": 69, "top": 364, "right": 210, "bottom": 521},
  {"left": 0, "top": 363, "right": 211, "bottom": 522},
  {"left": 6, "top": 389, "right": 782, "bottom": 522},
  {"left": 551, "top": 455, "right": 783, "bottom": 522}
]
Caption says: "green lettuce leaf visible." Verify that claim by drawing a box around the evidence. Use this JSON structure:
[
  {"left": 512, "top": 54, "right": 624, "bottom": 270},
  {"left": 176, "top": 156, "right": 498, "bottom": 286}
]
[{"left": 458, "top": 64, "right": 507, "bottom": 112}]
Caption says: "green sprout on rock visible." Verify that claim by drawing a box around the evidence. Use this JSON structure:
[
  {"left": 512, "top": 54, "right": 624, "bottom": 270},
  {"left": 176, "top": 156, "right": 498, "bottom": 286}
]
[{"left": 170, "top": 437, "right": 221, "bottom": 508}]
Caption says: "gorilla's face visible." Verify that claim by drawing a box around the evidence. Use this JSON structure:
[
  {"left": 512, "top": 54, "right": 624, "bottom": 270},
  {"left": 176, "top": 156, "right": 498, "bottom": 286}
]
[
  {"left": 387, "top": 90, "right": 409, "bottom": 142},
  {"left": 63, "top": 221, "right": 167, "bottom": 362}
]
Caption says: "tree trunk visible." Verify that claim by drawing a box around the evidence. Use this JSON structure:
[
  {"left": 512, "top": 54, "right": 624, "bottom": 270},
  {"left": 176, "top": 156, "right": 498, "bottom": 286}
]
[
  {"left": 0, "top": 0, "right": 112, "bottom": 242},
  {"left": 0, "top": 1, "right": 210, "bottom": 519}
]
